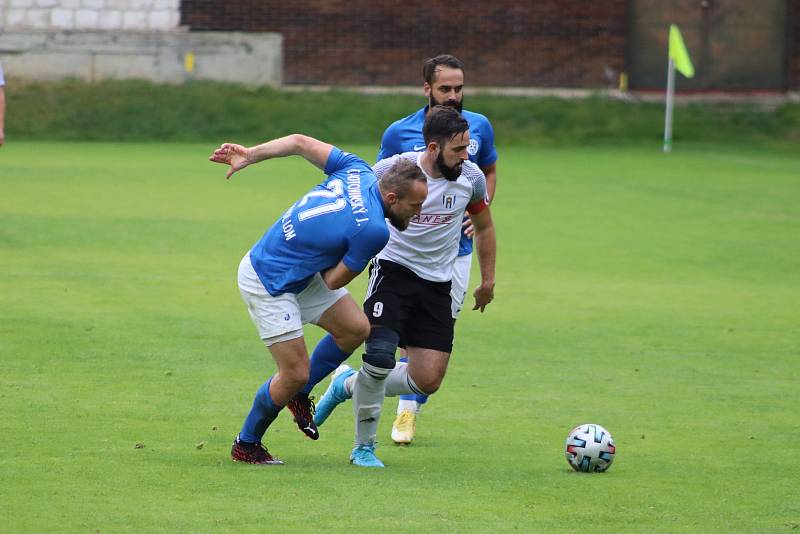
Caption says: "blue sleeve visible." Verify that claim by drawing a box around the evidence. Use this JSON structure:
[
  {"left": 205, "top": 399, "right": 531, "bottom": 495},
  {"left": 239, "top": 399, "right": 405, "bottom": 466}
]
[
  {"left": 377, "top": 125, "right": 401, "bottom": 162},
  {"left": 342, "top": 223, "right": 389, "bottom": 273},
  {"left": 477, "top": 118, "right": 498, "bottom": 168},
  {"left": 325, "top": 146, "right": 369, "bottom": 175}
]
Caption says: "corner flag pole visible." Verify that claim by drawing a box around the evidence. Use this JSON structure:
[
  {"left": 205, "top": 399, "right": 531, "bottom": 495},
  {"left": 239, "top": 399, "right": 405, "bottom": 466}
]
[
  {"left": 664, "top": 57, "right": 676, "bottom": 153},
  {"left": 663, "top": 24, "right": 695, "bottom": 153}
]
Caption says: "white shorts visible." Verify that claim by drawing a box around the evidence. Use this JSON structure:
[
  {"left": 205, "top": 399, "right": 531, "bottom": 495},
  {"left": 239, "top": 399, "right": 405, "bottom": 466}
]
[
  {"left": 450, "top": 253, "right": 472, "bottom": 319},
  {"left": 237, "top": 253, "right": 348, "bottom": 346}
]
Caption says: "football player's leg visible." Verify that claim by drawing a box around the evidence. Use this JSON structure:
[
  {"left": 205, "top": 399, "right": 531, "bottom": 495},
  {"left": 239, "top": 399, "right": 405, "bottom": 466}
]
[
  {"left": 390, "top": 276, "right": 454, "bottom": 444},
  {"left": 235, "top": 257, "right": 306, "bottom": 462},
  {"left": 313, "top": 363, "right": 357, "bottom": 426},
  {"left": 396, "top": 254, "right": 466, "bottom": 414},
  {"left": 352, "top": 326, "right": 399, "bottom": 446},
  {"left": 304, "top": 293, "right": 369, "bottom": 394},
  {"left": 385, "top": 347, "right": 450, "bottom": 397},
  {"left": 386, "top": 348, "right": 449, "bottom": 445},
  {"left": 395, "top": 354, "right": 423, "bottom": 415},
  {"left": 233, "top": 335, "right": 307, "bottom": 464},
  {"left": 240, "top": 336, "right": 309, "bottom": 441},
  {"left": 385, "top": 359, "right": 426, "bottom": 397},
  {"left": 289, "top": 281, "right": 365, "bottom": 439},
  {"left": 314, "top": 276, "right": 405, "bottom": 432}
]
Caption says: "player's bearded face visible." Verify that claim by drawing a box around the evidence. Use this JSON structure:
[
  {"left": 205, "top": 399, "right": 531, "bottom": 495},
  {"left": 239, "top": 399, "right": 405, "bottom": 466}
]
[
  {"left": 387, "top": 208, "right": 411, "bottom": 231},
  {"left": 387, "top": 182, "right": 426, "bottom": 231},
  {"left": 429, "top": 93, "right": 463, "bottom": 113},
  {"left": 428, "top": 67, "right": 464, "bottom": 112},
  {"left": 436, "top": 148, "right": 464, "bottom": 181}
]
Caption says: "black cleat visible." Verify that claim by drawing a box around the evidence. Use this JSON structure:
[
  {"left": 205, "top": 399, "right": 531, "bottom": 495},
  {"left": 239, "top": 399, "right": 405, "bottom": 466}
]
[
  {"left": 230, "top": 437, "right": 284, "bottom": 465},
  {"left": 286, "top": 392, "right": 320, "bottom": 440}
]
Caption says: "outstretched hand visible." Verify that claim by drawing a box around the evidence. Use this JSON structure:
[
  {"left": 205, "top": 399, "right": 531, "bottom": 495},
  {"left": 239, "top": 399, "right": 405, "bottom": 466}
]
[{"left": 209, "top": 143, "right": 251, "bottom": 179}]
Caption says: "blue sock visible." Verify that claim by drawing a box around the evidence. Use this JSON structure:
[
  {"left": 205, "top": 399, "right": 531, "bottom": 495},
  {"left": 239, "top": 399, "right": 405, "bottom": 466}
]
[
  {"left": 402, "top": 393, "right": 430, "bottom": 403},
  {"left": 397, "top": 356, "right": 429, "bottom": 404},
  {"left": 239, "top": 377, "right": 282, "bottom": 443},
  {"left": 302, "top": 334, "right": 351, "bottom": 394}
]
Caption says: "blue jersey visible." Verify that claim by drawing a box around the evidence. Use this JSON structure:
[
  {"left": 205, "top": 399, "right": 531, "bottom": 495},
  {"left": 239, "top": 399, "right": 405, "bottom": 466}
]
[
  {"left": 249, "top": 147, "right": 390, "bottom": 296},
  {"left": 377, "top": 106, "right": 497, "bottom": 256}
]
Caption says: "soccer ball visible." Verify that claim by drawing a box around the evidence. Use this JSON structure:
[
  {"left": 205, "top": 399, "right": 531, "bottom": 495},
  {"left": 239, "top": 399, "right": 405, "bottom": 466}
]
[{"left": 564, "top": 423, "right": 616, "bottom": 472}]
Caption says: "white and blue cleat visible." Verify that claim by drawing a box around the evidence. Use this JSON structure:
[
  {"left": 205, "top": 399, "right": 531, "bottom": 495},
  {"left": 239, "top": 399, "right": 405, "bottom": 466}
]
[
  {"left": 350, "top": 444, "right": 384, "bottom": 468},
  {"left": 313, "top": 364, "right": 355, "bottom": 426}
]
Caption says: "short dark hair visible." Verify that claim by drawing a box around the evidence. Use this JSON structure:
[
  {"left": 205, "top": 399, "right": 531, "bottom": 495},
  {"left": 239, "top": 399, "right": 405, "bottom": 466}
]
[
  {"left": 423, "top": 105, "right": 469, "bottom": 147},
  {"left": 379, "top": 158, "right": 426, "bottom": 198},
  {"left": 422, "top": 54, "right": 464, "bottom": 84}
]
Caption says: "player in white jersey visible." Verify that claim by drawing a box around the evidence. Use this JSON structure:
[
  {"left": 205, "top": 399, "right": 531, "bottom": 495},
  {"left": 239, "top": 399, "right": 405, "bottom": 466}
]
[
  {"left": 377, "top": 54, "right": 498, "bottom": 444},
  {"left": 313, "top": 106, "right": 496, "bottom": 467}
]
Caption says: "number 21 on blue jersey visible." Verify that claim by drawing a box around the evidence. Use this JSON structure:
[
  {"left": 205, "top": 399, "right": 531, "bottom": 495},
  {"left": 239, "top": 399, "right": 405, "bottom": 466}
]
[{"left": 297, "top": 179, "right": 346, "bottom": 221}]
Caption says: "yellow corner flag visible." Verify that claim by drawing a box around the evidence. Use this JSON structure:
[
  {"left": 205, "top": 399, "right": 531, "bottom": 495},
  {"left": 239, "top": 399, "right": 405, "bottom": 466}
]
[{"left": 669, "top": 24, "right": 695, "bottom": 78}]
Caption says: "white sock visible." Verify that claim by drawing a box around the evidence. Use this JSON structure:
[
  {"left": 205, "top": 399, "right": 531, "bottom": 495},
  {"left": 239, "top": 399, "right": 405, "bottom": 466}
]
[
  {"left": 352, "top": 362, "right": 391, "bottom": 446},
  {"left": 397, "top": 399, "right": 419, "bottom": 415},
  {"left": 384, "top": 361, "right": 425, "bottom": 397},
  {"left": 343, "top": 373, "right": 356, "bottom": 396}
]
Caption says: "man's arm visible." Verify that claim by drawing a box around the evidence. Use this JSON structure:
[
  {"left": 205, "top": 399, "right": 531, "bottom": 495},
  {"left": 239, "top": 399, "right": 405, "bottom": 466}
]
[
  {"left": 209, "top": 134, "right": 333, "bottom": 179},
  {"left": 328, "top": 224, "right": 389, "bottom": 290},
  {"left": 321, "top": 261, "right": 361, "bottom": 290},
  {"left": 469, "top": 207, "right": 496, "bottom": 312},
  {"left": 481, "top": 162, "right": 497, "bottom": 202},
  {"left": 463, "top": 162, "right": 497, "bottom": 238}
]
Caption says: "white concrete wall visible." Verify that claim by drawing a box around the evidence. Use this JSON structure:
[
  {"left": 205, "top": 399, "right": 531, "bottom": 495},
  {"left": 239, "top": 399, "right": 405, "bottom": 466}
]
[
  {"left": 0, "top": 31, "right": 283, "bottom": 86},
  {"left": 0, "top": 0, "right": 181, "bottom": 32},
  {"left": 0, "top": 1, "right": 283, "bottom": 86}
]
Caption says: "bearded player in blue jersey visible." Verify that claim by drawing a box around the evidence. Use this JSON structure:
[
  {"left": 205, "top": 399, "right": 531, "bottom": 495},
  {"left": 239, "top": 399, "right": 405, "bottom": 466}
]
[
  {"left": 377, "top": 54, "right": 498, "bottom": 445},
  {"left": 209, "top": 134, "right": 427, "bottom": 464}
]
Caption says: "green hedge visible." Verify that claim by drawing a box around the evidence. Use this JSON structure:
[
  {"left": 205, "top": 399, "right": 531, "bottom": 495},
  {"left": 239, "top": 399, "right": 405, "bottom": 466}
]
[{"left": 7, "top": 79, "right": 800, "bottom": 146}]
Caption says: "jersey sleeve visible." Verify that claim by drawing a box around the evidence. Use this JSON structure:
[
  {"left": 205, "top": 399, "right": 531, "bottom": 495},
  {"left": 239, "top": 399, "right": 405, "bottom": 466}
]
[
  {"left": 342, "top": 222, "right": 390, "bottom": 273},
  {"left": 476, "top": 117, "right": 498, "bottom": 168},
  {"left": 372, "top": 154, "right": 401, "bottom": 180},
  {"left": 376, "top": 124, "right": 402, "bottom": 162},
  {"left": 465, "top": 164, "right": 490, "bottom": 214},
  {"left": 325, "top": 146, "right": 369, "bottom": 176}
]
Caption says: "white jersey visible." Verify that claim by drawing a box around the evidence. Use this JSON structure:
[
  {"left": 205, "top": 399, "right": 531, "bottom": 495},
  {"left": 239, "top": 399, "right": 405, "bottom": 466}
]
[{"left": 373, "top": 152, "right": 488, "bottom": 282}]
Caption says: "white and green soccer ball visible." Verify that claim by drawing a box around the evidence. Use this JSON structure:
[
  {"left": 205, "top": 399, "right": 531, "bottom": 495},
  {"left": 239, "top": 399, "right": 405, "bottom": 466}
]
[{"left": 564, "top": 423, "right": 616, "bottom": 472}]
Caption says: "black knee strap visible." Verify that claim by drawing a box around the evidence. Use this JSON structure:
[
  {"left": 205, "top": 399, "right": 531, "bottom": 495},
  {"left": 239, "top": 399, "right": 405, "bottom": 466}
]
[{"left": 362, "top": 326, "right": 399, "bottom": 370}]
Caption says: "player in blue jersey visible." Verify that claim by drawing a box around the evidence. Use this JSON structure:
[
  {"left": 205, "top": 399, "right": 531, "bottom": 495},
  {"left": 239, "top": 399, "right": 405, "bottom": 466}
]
[
  {"left": 209, "top": 134, "right": 427, "bottom": 464},
  {"left": 377, "top": 54, "right": 498, "bottom": 444}
]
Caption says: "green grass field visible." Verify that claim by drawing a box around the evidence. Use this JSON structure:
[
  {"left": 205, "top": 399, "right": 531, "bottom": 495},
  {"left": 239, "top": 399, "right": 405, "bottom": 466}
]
[{"left": 1, "top": 141, "right": 799, "bottom": 532}]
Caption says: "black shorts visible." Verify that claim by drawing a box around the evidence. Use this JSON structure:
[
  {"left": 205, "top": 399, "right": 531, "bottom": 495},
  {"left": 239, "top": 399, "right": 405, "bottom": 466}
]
[{"left": 363, "top": 259, "right": 454, "bottom": 353}]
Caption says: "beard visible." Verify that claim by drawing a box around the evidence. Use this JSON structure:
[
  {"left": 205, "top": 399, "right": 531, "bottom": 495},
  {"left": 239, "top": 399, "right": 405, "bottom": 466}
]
[
  {"left": 387, "top": 210, "right": 411, "bottom": 231},
  {"left": 436, "top": 151, "right": 463, "bottom": 181},
  {"left": 429, "top": 94, "right": 464, "bottom": 113}
]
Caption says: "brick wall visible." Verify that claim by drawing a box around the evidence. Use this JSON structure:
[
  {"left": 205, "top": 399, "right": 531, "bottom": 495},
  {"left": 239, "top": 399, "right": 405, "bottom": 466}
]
[
  {"left": 791, "top": 0, "right": 800, "bottom": 88},
  {"left": 181, "top": 0, "right": 628, "bottom": 87}
]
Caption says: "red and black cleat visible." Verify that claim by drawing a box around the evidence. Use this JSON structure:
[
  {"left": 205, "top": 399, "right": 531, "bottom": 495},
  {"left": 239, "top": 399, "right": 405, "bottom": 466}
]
[
  {"left": 231, "top": 438, "right": 284, "bottom": 465},
  {"left": 286, "top": 392, "right": 320, "bottom": 440}
]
